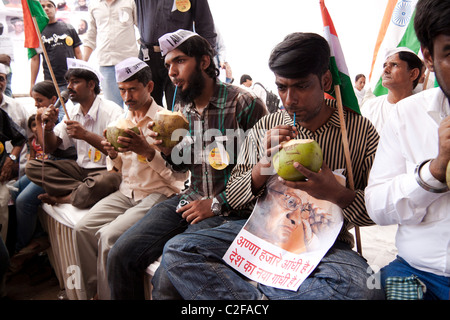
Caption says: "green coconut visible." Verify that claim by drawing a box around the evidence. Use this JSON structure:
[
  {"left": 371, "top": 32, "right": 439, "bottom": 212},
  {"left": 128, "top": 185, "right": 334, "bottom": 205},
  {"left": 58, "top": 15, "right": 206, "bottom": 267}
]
[
  {"left": 106, "top": 118, "right": 140, "bottom": 151},
  {"left": 446, "top": 160, "right": 450, "bottom": 189},
  {"left": 152, "top": 109, "right": 189, "bottom": 148},
  {"left": 273, "top": 139, "right": 323, "bottom": 181}
]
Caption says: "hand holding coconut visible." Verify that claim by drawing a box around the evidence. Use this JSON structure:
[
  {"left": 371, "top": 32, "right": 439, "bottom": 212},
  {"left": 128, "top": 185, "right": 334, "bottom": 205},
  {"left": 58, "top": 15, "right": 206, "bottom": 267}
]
[
  {"left": 147, "top": 109, "right": 190, "bottom": 157},
  {"left": 105, "top": 119, "right": 156, "bottom": 162},
  {"left": 117, "top": 128, "right": 156, "bottom": 162},
  {"left": 146, "top": 120, "right": 174, "bottom": 157},
  {"left": 101, "top": 129, "right": 119, "bottom": 159},
  {"left": 429, "top": 116, "right": 450, "bottom": 184},
  {"left": 263, "top": 125, "right": 299, "bottom": 162},
  {"left": 251, "top": 125, "right": 298, "bottom": 193},
  {"left": 272, "top": 137, "right": 356, "bottom": 209}
]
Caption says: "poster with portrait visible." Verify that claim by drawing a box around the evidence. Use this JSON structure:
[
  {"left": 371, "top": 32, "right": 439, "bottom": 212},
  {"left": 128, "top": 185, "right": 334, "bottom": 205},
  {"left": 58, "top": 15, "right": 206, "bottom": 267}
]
[
  {"left": 0, "top": 1, "right": 91, "bottom": 94},
  {"left": 223, "top": 174, "right": 344, "bottom": 291}
]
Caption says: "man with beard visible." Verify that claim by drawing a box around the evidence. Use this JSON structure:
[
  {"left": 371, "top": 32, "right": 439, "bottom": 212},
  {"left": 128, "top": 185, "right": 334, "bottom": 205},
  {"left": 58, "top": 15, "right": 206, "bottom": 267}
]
[
  {"left": 365, "top": 0, "right": 450, "bottom": 300},
  {"left": 26, "top": 58, "right": 124, "bottom": 209},
  {"left": 134, "top": 0, "right": 216, "bottom": 108},
  {"left": 107, "top": 30, "right": 268, "bottom": 299},
  {"left": 149, "top": 32, "right": 383, "bottom": 300}
]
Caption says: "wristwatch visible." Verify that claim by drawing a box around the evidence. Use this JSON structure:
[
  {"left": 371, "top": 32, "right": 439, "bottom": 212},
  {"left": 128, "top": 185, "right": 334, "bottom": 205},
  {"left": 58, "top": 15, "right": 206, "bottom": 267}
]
[
  {"left": 211, "top": 197, "right": 222, "bottom": 216},
  {"left": 9, "top": 154, "right": 17, "bottom": 162}
]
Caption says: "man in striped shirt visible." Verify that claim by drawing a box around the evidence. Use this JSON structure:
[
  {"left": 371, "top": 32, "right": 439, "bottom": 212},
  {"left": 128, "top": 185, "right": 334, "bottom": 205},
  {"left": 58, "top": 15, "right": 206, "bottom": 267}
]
[
  {"left": 107, "top": 30, "right": 268, "bottom": 299},
  {"left": 152, "top": 32, "right": 384, "bottom": 300}
]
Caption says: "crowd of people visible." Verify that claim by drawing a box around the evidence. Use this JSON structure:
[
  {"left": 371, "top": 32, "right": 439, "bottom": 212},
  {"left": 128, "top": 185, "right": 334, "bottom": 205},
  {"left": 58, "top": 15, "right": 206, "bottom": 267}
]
[{"left": 0, "top": 0, "right": 449, "bottom": 301}]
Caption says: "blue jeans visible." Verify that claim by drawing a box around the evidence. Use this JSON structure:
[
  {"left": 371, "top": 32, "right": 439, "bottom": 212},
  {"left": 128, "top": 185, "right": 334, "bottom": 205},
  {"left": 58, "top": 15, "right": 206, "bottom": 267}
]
[
  {"left": 4, "top": 71, "right": 12, "bottom": 97},
  {"left": 11, "top": 175, "right": 46, "bottom": 252},
  {"left": 57, "top": 84, "right": 68, "bottom": 123},
  {"left": 153, "top": 219, "right": 385, "bottom": 300},
  {"left": 99, "top": 66, "right": 124, "bottom": 108},
  {"left": 107, "top": 195, "right": 240, "bottom": 299},
  {"left": 381, "top": 256, "right": 450, "bottom": 300}
]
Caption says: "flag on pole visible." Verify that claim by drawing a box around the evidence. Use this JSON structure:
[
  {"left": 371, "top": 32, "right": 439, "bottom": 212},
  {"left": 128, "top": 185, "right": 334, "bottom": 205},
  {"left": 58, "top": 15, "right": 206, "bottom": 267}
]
[
  {"left": 320, "top": 0, "right": 360, "bottom": 115},
  {"left": 21, "top": 0, "right": 49, "bottom": 59},
  {"left": 368, "top": 0, "right": 422, "bottom": 96}
]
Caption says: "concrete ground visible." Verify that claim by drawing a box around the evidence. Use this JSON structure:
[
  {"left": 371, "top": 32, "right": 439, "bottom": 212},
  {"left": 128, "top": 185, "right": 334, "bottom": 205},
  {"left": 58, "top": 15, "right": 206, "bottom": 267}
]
[{"left": 3, "top": 252, "right": 61, "bottom": 300}]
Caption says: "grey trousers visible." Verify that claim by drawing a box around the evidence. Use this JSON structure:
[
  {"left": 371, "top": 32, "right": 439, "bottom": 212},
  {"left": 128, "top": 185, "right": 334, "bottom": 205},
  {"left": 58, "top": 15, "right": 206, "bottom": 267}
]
[{"left": 74, "top": 191, "right": 168, "bottom": 300}]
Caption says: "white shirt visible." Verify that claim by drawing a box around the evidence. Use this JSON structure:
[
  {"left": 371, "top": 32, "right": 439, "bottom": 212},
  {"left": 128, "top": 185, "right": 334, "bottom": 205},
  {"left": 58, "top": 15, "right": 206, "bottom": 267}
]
[
  {"left": 54, "top": 95, "right": 124, "bottom": 169},
  {"left": 360, "top": 95, "right": 394, "bottom": 134},
  {"left": 365, "top": 87, "right": 450, "bottom": 277},
  {"left": 354, "top": 87, "right": 365, "bottom": 105},
  {"left": 84, "top": 0, "right": 139, "bottom": 66},
  {"left": 252, "top": 82, "right": 267, "bottom": 104},
  {"left": 107, "top": 99, "right": 188, "bottom": 201}
]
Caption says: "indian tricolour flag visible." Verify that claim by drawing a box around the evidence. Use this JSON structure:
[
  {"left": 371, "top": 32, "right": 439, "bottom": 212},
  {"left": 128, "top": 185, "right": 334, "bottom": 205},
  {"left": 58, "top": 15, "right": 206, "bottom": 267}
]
[
  {"left": 21, "top": 0, "right": 48, "bottom": 59},
  {"left": 368, "top": 0, "right": 421, "bottom": 96},
  {"left": 320, "top": 0, "right": 360, "bottom": 114}
]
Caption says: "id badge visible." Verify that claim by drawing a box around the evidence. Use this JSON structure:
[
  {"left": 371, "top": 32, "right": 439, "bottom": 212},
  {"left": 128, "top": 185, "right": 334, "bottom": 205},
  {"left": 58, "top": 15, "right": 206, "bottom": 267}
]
[{"left": 142, "top": 47, "right": 150, "bottom": 61}]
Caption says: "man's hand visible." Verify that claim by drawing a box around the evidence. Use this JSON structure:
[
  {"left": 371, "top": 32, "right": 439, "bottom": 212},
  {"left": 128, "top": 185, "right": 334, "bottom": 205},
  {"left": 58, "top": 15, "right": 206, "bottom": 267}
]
[
  {"left": 65, "top": 120, "right": 87, "bottom": 140},
  {"left": 430, "top": 115, "right": 450, "bottom": 182},
  {"left": 147, "top": 120, "right": 174, "bottom": 157},
  {"left": 101, "top": 129, "right": 119, "bottom": 159},
  {"left": 251, "top": 125, "right": 297, "bottom": 193},
  {"left": 177, "top": 198, "right": 214, "bottom": 224},
  {"left": 42, "top": 105, "right": 59, "bottom": 131},
  {"left": 263, "top": 125, "right": 298, "bottom": 162},
  {"left": 35, "top": 107, "right": 45, "bottom": 126},
  {"left": 115, "top": 128, "right": 156, "bottom": 161},
  {"left": 0, "top": 157, "right": 15, "bottom": 183},
  {"left": 279, "top": 162, "right": 356, "bottom": 209}
]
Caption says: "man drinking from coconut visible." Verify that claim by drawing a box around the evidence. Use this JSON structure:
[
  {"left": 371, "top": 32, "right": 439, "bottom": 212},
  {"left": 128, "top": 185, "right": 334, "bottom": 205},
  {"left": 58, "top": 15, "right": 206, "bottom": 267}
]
[
  {"left": 26, "top": 58, "right": 124, "bottom": 209},
  {"left": 106, "top": 29, "right": 268, "bottom": 299},
  {"left": 149, "top": 32, "right": 384, "bottom": 300},
  {"left": 73, "top": 58, "right": 189, "bottom": 300}
]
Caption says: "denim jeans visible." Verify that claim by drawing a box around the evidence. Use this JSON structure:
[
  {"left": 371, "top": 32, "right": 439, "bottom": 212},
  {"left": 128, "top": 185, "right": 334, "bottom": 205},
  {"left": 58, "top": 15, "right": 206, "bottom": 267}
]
[
  {"left": 154, "top": 219, "right": 385, "bottom": 300},
  {"left": 4, "top": 71, "right": 12, "bottom": 97},
  {"left": 11, "top": 175, "right": 46, "bottom": 252},
  {"left": 381, "top": 256, "right": 450, "bottom": 300},
  {"left": 99, "top": 66, "right": 124, "bottom": 108},
  {"left": 107, "top": 195, "right": 240, "bottom": 299},
  {"left": 57, "top": 84, "right": 68, "bottom": 123}
]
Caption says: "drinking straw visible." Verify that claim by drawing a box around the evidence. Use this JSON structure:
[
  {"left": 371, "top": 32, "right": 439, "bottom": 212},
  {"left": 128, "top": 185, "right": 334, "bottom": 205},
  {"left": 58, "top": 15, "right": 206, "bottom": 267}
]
[{"left": 172, "top": 85, "right": 178, "bottom": 111}]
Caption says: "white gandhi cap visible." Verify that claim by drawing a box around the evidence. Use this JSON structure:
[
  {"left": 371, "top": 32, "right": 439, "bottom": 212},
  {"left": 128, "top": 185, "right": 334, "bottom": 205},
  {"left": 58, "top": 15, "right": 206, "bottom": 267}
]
[
  {"left": 384, "top": 47, "right": 418, "bottom": 60},
  {"left": 115, "top": 57, "right": 148, "bottom": 82},
  {"left": 66, "top": 58, "right": 103, "bottom": 82},
  {"left": 158, "top": 29, "right": 198, "bottom": 56},
  {"left": 0, "top": 63, "right": 9, "bottom": 75}
]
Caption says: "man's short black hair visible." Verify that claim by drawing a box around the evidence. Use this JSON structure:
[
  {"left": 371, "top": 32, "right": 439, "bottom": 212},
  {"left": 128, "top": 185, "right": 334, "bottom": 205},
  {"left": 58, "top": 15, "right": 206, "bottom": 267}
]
[
  {"left": 414, "top": 0, "right": 450, "bottom": 55},
  {"left": 240, "top": 74, "right": 252, "bottom": 85},
  {"left": 176, "top": 35, "right": 219, "bottom": 79},
  {"left": 269, "top": 32, "right": 330, "bottom": 80},
  {"left": 65, "top": 68, "right": 101, "bottom": 95}
]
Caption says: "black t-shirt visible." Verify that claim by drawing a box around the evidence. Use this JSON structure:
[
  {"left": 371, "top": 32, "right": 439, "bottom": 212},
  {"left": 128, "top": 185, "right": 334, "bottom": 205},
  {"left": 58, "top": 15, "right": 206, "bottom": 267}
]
[
  {"left": 0, "top": 108, "right": 26, "bottom": 170},
  {"left": 41, "top": 21, "right": 82, "bottom": 86}
]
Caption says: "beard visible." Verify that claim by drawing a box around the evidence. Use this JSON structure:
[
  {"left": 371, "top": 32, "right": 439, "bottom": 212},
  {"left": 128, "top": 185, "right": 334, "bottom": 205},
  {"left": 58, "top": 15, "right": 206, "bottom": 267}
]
[{"left": 178, "top": 65, "right": 205, "bottom": 104}]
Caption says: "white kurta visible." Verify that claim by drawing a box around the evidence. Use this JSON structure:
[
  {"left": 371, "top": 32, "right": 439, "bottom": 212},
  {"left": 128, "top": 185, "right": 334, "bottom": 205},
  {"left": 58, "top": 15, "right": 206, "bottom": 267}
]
[{"left": 365, "top": 87, "right": 450, "bottom": 277}]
